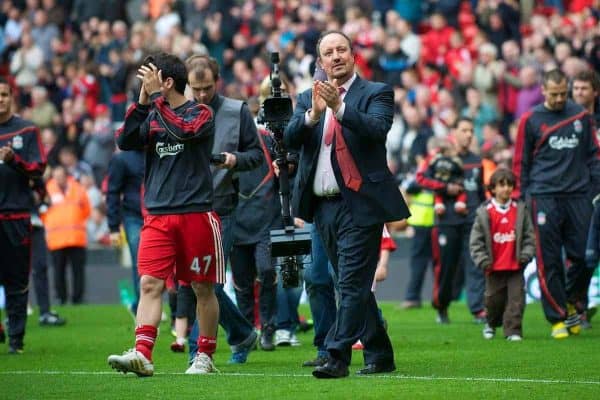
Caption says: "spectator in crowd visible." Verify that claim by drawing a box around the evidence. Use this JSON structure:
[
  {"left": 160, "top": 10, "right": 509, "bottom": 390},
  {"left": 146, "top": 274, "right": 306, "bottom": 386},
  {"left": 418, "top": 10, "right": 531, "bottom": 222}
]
[
  {"left": 470, "top": 168, "right": 536, "bottom": 342},
  {"left": 29, "top": 85, "right": 59, "bottom": 130},
  {"left": 80, "top": 104, "right": 115, "bottom": 186},
  {"left": 515, "top": 65, "right": 544, "bottom": 119},
  {"left": 0, "top": 76, "right": 46, "bottom": 354},
  {"left": 30, "top": 178, "right": 67, "bottom": 327},
  {"left": 31, "top": 8, "right": 59, "bottom": 63},
  {"left": 42, "top": 164, "right": 91, "bottom": 305},
  {"left": 473, "top": 42, "right": 501, "bottom": 111},
  {"left": 462, "top": 86, "right": 498, "bottom": 145},
  {"left": 572, "top": 69, "right": 600, "bottom": 126},
  {"left": 512, "top": 69, "right": 600, "bottom": 339},
  {"left": 86, "top": 204, "right": 110, "bottom": 247},
  {"left": 57, "top": 144, "right": 91, "bottom": 181},
  {"left": 10, "top": 31, "right": 44, "bottom": 90}
]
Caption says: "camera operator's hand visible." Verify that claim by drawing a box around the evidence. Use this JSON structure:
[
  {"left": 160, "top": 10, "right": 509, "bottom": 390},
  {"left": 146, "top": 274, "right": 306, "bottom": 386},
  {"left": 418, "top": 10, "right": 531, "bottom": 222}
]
[
  {"left": 317, "top": 80, "right": 343, "bottom": 113},
  {"left": 309, "top": 81, "right": 327, "bottom": 121},
  {"left": 215, "top": 152, "right": 237, "bottom": 169},
  {"left": 272, "top": 160, "right": 295, "bottom": 177},
  {"left": 294, "top": 218, "right": 305, "bottom": 228}
]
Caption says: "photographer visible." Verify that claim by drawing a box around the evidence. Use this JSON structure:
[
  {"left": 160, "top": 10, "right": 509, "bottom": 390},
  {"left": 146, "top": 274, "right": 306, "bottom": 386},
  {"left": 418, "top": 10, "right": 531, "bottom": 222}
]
[{"left": 184, "top": 54, "right": 264, "bottom": 364}]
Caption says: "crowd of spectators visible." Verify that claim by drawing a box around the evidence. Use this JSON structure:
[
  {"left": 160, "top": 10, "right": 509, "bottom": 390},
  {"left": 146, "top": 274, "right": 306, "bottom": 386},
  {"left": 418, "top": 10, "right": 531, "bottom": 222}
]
[{"left": 0, "top": 0, "right": 599, "bottom": 249}]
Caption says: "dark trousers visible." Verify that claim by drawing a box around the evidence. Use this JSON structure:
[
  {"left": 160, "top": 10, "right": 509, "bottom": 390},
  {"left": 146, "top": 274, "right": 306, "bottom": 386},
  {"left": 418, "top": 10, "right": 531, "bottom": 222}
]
[
  {"left": 303, "top": 224, "right": 336, "bottom": 353},
  {"left": 485, "top": 270, "right": 525, "bottom": 336},
  {"left": 0, "top": 217, "right": 31, "bottom": 347},
  {"left": 230, "top": 236, "right": 277, "bottom": 328},
  {"left": 404, "top": 226, "right": 433, "bottom": 302},
  {"left": 31, "top": 226, "right": 51, "bottom": 314},
  {"left": 188, "top": 213, "right": 255, "bottom": 359},
  {"left": 315, "top": 198, "right": 393, "bottom": 367},
  {"left": 432, "top": 223, "right": 485, "bottom": 313},
  {"left": 531, "top": 196, "right": 593, "bottom": 323},
  {"left": 51, "top": 246, "right": 86, "bottom": 304},
  {"left": 462, "top": 222, "right": 485, "bottom": 314}
]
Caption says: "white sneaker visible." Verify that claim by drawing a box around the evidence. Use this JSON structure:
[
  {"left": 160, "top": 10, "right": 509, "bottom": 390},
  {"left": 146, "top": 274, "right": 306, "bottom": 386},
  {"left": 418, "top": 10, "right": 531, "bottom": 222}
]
[
  {"left": 290, "top": 333, "right": 301, "bottom": 347},
  {"left": 482, "top": 324, "right": 495, "bottom": 340},
  {"left": 274, "top": 329, "right": 291, "bottom": 346},
  {"left": 185, "top": 352, "right": 218, "bottom": 374},
  {"left": 108, "top": 349, "right": 154, "bottom": 377},
  {"left": 506, "top": 334, "right": 523, "bottom": 341}
]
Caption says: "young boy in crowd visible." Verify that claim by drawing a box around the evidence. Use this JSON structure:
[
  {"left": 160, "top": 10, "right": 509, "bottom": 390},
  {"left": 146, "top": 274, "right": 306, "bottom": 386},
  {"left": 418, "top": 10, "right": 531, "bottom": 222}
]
[{"left": 469, "top": 169, "right": 536, "bottom": 341}]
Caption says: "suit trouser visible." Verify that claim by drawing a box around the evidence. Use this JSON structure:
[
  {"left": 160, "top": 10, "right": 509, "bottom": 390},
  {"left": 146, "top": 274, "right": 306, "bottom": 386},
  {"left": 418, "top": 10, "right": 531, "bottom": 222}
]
[
  {"left": 531, "top": 196, "right": 593, "bottom": 323},
  {"left": 31, "top": 226, "right": 50, "bottom": 314},
  {"left": 0, "top": 217, "right": 31, "bottom": 347},
  {"left": 314, "top": 197, "right": 393, "bottom": 367},
  {"left": 485, "top": 270, "right": 525, "bottom": 336},
  {"left": 51, "top": 247, "right": 86, "bottom": 304}
]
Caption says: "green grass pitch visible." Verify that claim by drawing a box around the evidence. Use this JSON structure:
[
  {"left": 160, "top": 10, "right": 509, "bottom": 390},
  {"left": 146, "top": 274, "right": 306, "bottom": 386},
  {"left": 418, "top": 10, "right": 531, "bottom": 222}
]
[{"left": 1, "top": 302, "right": 599, "bottom": 399}]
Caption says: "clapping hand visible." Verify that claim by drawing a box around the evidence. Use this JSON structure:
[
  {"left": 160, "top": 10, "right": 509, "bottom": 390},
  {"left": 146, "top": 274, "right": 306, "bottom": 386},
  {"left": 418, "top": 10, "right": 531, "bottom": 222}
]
[{"left": 316, "top": 80, "right": 342, "bottom": 113}]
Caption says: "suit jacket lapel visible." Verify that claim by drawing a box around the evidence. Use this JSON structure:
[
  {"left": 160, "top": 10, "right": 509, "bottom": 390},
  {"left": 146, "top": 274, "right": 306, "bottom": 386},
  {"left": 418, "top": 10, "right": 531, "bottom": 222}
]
[{"left": 342, "top": 76, "right": 365, "bottom": 111}]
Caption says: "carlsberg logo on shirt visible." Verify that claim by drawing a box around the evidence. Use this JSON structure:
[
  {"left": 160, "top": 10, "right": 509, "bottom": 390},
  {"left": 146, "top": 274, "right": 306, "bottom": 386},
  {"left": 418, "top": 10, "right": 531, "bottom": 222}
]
[
  {"left": 156, "top": 142, "right": 184, "bottom": 158},
  {"left": 549, "top": 134, "right": 579, "bottom": 150},
  {"left": 493, "top": 231, "right": 515, "bottom": 244}
]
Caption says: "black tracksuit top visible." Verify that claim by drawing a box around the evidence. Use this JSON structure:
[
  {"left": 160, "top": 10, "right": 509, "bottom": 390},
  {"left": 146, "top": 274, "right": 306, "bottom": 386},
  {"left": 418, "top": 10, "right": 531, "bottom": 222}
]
[{"left": 115, "top": 93, "right": 215, "bottom": 215}]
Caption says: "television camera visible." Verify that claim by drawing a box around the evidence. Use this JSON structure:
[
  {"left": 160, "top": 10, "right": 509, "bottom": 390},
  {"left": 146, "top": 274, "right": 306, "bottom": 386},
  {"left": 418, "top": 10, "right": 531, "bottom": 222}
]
[{"left": 259, "top": 52, "right": 311, "bottom": 288}]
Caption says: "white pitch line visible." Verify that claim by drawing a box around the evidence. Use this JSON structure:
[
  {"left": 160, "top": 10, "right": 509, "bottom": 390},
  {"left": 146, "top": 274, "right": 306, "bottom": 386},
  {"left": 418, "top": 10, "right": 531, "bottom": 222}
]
[{"left": 0, "top": 371, "right": 598, "bottom": 385}]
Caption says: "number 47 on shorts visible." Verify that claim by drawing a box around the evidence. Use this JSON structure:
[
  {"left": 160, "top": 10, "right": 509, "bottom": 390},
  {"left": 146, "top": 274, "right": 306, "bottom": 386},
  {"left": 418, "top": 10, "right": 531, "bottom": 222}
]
[{"left": 190, "top": 256, "right": 212, "bottom": 275}]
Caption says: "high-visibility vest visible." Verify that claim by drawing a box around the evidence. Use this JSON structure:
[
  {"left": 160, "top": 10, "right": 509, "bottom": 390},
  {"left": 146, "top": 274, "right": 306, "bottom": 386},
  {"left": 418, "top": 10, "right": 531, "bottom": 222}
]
[{"left": 407, "top": 191, "right": 434, "bottom": 227}]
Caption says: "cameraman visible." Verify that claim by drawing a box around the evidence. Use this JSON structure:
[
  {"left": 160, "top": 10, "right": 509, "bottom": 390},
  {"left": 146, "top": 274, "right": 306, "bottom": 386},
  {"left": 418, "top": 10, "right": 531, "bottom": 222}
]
[{"left": 184, "top": 55, "right": 264, "bottom": 364}]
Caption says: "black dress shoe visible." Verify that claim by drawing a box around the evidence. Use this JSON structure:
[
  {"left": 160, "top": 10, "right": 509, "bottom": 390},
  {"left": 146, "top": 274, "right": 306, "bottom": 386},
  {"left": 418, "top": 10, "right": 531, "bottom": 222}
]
[
  {"left": 312, "top": 359, "right": 349, "bottom": 379},
  {"left": 356, "top": 362, "right": 396, "bottom": 375},
  {"left": 302, "top": 355, "right": 328, "bottom": 367}
]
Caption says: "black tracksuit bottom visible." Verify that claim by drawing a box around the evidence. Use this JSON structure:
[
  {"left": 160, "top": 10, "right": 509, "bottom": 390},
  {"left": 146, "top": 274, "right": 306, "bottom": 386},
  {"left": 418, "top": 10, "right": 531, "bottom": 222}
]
[{"left": 531, "top": 195, "right": 593, "bottom": 324}]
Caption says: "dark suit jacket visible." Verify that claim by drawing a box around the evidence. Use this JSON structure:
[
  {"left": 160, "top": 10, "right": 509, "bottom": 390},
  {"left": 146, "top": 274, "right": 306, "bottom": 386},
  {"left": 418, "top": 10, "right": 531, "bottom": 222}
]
[{"left": 284, "top": 76, "right": 410, "bottom": 227}]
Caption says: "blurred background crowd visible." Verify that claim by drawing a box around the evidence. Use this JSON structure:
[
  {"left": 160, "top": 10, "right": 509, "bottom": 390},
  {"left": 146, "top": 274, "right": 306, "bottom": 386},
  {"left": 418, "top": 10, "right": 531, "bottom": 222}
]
[{"left": 0, "top": 0, "right": 599, "bottom": 301}]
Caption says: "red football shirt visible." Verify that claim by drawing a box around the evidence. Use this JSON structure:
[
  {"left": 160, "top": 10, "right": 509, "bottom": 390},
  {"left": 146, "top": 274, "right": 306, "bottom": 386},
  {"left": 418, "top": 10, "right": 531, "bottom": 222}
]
[{"left": 487, "top": 199, "right": 519, "bottom": 272}]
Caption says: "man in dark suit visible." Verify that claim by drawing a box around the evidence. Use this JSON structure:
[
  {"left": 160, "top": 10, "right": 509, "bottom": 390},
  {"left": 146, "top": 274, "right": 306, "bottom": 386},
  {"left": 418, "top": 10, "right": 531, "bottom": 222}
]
[{"left": 284, "top": 30, "right": 410, "bottom": 379}]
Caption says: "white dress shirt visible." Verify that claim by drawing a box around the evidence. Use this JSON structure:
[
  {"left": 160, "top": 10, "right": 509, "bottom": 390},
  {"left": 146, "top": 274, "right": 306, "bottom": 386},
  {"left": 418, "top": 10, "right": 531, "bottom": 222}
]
[{"left": 304, "top": 73, "right": 357, "bottom": 196}]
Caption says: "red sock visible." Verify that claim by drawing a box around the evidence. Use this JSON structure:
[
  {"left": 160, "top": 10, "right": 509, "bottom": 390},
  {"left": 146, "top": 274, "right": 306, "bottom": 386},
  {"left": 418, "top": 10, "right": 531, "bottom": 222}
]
[
  {"left": 197, "top": 336, "right": 217, "bottom": 358},
  {"left": 135, "top": 325, "right": 157, "bottom": 361}
]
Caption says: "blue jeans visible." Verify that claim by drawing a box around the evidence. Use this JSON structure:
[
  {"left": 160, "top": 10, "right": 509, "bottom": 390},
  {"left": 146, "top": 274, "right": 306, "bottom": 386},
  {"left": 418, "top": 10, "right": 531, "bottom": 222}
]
[
  {"left": 188, "top": 213, "right": 254, "bottom": 358},
  {"left": 123, "top": 215, "right": 142, "bottom": 313},
  {"left": 276, "top": 263, "right": 302, "bottom": 332},
  {"left": 303, "top": 224, "right": 336, "bottom": 352}
]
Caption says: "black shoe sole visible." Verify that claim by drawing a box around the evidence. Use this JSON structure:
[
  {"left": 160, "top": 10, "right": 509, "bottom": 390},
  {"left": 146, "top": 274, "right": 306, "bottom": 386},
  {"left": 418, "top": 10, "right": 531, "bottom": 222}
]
[{"left": 312, "top": 370, "right": 348, "bottom": 379}]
